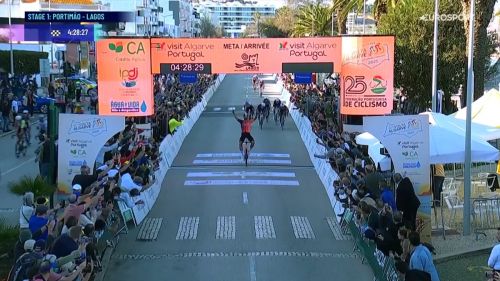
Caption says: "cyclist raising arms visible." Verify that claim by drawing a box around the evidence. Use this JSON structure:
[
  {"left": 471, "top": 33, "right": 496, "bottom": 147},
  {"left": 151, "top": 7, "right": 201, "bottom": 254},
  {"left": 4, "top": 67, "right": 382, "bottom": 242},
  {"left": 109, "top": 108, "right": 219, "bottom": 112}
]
[{"left": 232, "top": 110, "right": 257, "bottom": 154}]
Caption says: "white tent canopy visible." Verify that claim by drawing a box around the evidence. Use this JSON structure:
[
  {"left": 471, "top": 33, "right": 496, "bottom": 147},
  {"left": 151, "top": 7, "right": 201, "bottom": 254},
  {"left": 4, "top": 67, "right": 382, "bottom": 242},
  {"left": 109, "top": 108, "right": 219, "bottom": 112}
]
[
  {"left": 421, "top": 112, "right": 500, "bottom": 141},
  {"left": 453, "top": 89, "right": 500, "bottom": 128},
  {"left": 356, "top": 128, "right": 499, "bottom": 164}
]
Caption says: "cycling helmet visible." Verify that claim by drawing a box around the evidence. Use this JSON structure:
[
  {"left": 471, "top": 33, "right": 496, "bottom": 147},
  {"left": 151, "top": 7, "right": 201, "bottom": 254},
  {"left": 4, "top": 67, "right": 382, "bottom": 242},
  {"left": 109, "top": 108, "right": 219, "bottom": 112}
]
[
  {"left": 23, "top": 110, "right": 29, "bottom": 114},
  {"left": 15, "top": 115, "right": 22, "bottom": 121},
  {"left": 261, "top": 102, "right": 265, "bottom": 107}
]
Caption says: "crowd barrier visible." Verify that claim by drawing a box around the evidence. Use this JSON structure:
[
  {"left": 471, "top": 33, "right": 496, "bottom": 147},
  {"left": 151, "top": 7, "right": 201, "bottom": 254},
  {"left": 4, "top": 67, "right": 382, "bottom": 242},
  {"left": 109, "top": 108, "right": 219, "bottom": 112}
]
[
  {"left": 129, "top": 74, "right": 226, "bottom": 224},
  {"left": 278, "top": 83, "right": 400, "bottom": 281}
]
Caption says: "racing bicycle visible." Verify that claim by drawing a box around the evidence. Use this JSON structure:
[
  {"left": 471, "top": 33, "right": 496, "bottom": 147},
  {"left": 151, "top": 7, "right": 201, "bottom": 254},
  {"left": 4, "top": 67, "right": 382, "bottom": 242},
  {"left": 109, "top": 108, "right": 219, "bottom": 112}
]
[
  {"left": 15, "top": 137, "right": 27, "bottom": 158},
  {"left": 258, "top": 111, "right": 265, "bottom": 130},
  {"left": 242, "top": 140, "right": 252, "bottom": 166}
]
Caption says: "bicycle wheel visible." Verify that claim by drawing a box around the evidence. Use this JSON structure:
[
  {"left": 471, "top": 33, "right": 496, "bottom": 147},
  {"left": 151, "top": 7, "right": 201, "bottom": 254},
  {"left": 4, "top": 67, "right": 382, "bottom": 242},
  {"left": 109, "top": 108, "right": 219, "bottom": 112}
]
[
  {"left": 244, "top": 148, "right": 249, "bottom": 166},
  {"left": 280, "top": 115, "right": 285, "bottom": 130},
  {"left": 259, "top": 115, "right": 263, "bottom": 129}
]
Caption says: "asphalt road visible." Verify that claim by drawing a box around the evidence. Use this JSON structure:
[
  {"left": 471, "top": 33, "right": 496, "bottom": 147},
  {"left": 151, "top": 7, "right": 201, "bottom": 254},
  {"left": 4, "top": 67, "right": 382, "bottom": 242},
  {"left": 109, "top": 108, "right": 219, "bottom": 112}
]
[
  {"left": 105, "top": 75, "right": 373, "bottom": 281},
  {"left": 0, "top": 123, "right": 42, "bottom": 224}
]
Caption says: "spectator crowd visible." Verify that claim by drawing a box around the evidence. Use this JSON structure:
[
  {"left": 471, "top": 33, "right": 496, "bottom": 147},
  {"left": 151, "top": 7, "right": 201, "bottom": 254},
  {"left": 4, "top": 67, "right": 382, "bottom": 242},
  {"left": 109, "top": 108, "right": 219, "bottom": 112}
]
[
  {"left": 8, "top": 73, "right": 216, "bottom": 281},
  {"left": 282, "top": 73, "right": 440, "bottom": 281}
]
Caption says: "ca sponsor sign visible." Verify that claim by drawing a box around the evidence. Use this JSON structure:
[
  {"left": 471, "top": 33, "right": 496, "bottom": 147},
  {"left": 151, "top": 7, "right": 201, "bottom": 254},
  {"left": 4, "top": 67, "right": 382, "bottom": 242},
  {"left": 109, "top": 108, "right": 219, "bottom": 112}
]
[
  {"left": 363, "top": 115, "right": 431, "bottom": 241},
  {"left": 57, "top": 114, "right": 124, "bottom": 194}
]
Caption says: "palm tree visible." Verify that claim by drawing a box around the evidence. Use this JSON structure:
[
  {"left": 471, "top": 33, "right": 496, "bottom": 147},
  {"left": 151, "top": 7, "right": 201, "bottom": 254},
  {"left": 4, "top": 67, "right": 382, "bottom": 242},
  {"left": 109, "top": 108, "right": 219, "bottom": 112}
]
[
  {"left": 332, "top": 0, "right": 406, "bottom": 31},
  {"left": 253, "top": 12, "right": 262, "bottom": 37},
  {"left": 292, "top": 3, "right": 334, "bottom": 37},
  {"left": 462, "top": 0, "right": 496, "bottom": 101}
]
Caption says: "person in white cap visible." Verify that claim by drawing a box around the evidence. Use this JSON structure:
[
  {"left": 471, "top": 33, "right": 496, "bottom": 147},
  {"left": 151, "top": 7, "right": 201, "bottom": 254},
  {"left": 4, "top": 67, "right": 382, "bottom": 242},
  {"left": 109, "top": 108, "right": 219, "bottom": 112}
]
[{"left": 72, "top": 184, "right": 82, "bottom": 197}]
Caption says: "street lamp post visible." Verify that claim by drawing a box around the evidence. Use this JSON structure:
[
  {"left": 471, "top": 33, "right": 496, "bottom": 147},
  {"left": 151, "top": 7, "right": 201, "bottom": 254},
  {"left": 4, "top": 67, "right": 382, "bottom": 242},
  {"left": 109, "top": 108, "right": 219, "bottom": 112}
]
[
  {"left": 463, "top": 0, "right": 476, "bottom": 236},
  {"left": 331, "top": 12, "right": 334, "bottom": 36},
  {"left": 362, "top": 0, "right": 366, "bottom": 34},
  {"left": 8, "top": 0, "right": 14, "bottom": 76},
  {"left": 431, "top": 0, "right": 439, "bottom": 112}
]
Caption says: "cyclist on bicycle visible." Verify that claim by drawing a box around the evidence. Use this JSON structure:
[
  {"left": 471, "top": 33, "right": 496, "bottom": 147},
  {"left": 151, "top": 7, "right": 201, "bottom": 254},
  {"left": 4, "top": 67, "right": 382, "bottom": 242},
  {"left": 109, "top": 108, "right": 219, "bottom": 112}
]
[
  {"left": 15, "top": 115, "right": 26, "bottom": 157},
  {"left": 232, "top": 110, "right": 256, "bottom": 153},
  {"left": 244, "top": 101, "right": 255, "bottom": 118},
  {"left": 252, "top": 75, "right": 258, "bottom": 90},
  {"left": 278, "top": 103, "right": 289, "bottom": 125},
  {"left": 273, "top": 99, "right": 281, "bottom": 120},
  {"left": 256, "top": 102, "right": 266, "bottom": 117},
  {"left": 21, "top": 110, "right": 30, "bottom": 145},
  {"left": 263, "top": 98, "right": 271, "bottom": 121}
]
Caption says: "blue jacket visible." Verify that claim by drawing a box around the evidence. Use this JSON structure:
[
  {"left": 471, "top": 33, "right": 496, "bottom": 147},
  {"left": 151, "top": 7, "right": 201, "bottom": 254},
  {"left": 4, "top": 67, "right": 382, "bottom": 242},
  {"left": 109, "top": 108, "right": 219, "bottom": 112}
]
[
  {"left": 381, "top": 187, "right": 397, "bottom": 210},
  {"left": 410, "top": 245, "right": 440, "bottom": 281}
]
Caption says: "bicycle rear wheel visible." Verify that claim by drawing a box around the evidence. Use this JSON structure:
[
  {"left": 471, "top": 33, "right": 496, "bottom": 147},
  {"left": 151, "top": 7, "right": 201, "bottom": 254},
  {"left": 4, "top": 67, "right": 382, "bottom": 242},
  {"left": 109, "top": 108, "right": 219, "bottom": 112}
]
[{"left": 244, "top": 149, "right": 248, "bottom": 166}]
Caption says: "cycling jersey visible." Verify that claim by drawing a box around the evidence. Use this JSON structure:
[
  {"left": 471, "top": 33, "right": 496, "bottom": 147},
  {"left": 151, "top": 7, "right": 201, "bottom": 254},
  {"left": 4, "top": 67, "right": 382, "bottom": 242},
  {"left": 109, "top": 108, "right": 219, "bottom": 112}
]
[
  {"left": 279, "top": 105, "right": 288, "bottom": 115},
  {"left": 238, "top": 119, "right": 253, "bottom": 133},
  {"left": 263, "top": 98, "right": 270, "bottom": 107},
  {"left": 273, "top": 99, "right": 281, "bottom": 108}
]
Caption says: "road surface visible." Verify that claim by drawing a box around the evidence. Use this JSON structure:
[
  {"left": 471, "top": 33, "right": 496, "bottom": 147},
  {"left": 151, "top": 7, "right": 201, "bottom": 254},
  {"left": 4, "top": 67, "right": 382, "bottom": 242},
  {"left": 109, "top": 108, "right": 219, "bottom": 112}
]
[{"left": 104, "top": 74, "right": 373, "bottom": 281}]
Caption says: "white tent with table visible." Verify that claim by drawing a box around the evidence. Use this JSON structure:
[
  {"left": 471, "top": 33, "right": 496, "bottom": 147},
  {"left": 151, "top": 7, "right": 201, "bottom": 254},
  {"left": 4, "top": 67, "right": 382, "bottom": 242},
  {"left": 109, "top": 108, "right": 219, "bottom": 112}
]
[{"left": 422, "top": 112, "right": 500, "bottom": 141}]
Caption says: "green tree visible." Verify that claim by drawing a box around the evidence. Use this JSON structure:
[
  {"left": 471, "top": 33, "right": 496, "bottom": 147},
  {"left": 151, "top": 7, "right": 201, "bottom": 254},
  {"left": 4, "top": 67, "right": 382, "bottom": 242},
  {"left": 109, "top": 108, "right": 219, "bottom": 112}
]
[
  {"left": 462, "top": 0, "right": 497, "bottom": 101},
  {"left": 253, "top": 12, "right": 262, "bottom": 36},
  {"left": 200, "top": 16, "right": 219, "bottom": 38},
  {"left": 272, "top": 7, "right": 297, "bottom": 36},
  {"left": 292, "top": 2, "right": 334, "bottom": 37},
  {"left": 378, "top": 0, "right": 467, "bottom": 113}
]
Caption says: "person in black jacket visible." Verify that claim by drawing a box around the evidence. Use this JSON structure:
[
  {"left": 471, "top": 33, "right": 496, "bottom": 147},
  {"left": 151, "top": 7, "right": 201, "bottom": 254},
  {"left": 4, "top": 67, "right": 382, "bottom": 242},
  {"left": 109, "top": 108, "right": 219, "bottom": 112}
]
[{"left": 394, "top": 173, "right": 421, "bottom": 231}]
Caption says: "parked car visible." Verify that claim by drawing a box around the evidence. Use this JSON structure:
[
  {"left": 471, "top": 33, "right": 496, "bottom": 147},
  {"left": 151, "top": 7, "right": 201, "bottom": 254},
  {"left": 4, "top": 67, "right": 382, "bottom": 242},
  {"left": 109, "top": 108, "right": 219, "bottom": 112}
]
[
  {"left": 15, "top": 94, "right": 56, "bottom": 114},
  {"left": 54, "top": 77, "right": 97, "bottom": 96}
]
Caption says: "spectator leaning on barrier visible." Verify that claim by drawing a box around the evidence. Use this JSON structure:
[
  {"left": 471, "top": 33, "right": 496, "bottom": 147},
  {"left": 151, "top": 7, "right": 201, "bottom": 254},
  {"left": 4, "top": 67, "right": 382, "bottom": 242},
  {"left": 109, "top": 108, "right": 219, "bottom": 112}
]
[
  {"left": 408, "top": 231, "right": 440, "bottom": 281},
  {"left": 488, "top": 228, "right": 500, "bottom": 272}
]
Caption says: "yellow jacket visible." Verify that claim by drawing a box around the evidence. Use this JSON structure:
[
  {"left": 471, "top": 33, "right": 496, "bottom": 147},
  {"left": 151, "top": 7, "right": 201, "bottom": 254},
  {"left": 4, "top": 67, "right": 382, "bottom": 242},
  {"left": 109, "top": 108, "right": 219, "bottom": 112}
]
[{"left": 168, "top": 118, "right": 183, "bottom": 134}]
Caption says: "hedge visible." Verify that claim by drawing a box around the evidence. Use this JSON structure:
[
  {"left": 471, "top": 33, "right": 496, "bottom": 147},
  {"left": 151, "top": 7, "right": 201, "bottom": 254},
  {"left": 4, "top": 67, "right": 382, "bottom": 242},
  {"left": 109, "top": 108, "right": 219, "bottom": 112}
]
[{"left": 0, "top": 50, "right": 49, "bottom": 75}]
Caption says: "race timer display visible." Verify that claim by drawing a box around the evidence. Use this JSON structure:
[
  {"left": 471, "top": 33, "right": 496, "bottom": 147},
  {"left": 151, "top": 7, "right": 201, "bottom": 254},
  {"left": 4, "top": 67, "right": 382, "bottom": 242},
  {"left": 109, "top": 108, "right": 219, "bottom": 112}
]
[
  {"left": 160, "top": 63, "right": 212, "bottom": 74},
  {"left": 24, "top": 24, "right": 94, "bottom": 42}
]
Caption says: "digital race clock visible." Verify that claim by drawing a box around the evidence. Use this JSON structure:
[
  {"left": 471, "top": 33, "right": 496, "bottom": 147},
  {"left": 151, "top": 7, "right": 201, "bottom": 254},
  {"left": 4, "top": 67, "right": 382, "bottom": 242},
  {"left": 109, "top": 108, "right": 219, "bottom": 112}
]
[{"left": 160, "top": 63, "right": 212, "bottom": 74}]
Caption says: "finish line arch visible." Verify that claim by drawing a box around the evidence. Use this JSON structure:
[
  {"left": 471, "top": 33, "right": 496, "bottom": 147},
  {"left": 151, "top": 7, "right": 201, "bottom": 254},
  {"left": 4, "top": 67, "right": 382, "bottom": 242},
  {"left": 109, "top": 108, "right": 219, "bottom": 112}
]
[{"left": 96, "top": 36, "right": 394, "bottom": 116}]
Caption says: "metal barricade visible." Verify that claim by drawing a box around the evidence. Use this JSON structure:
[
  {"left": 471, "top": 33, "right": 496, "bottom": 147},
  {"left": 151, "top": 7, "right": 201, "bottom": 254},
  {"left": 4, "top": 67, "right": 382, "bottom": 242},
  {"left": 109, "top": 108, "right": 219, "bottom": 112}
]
[{"left": 472, "top": 197, "right": 500, "bottom": 240}]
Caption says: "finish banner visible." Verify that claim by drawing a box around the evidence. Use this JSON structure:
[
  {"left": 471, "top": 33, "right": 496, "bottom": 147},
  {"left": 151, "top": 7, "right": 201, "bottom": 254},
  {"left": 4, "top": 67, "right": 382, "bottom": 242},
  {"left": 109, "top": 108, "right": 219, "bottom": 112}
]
[
  {"left": 363, "top": 115, "right": 431, "bottom": 242},
  {"left": 150, "top": 38, "right": 342, "bottom": 74},
  {"left": 96, "top": 38, "right": 154, "bottom": 116},
  {"left": 341, "top": 36, "right": 395, "bottom": 115}
]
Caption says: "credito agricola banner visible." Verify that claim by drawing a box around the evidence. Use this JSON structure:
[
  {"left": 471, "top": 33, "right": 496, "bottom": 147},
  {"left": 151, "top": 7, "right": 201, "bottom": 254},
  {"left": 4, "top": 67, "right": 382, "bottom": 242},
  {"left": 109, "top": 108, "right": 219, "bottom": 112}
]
[
  {"left": 340, "top": 36, "right": 395, "bottom": 115},
  {"left": 96, "top": 39, "right": 154, "bottom": 116}
]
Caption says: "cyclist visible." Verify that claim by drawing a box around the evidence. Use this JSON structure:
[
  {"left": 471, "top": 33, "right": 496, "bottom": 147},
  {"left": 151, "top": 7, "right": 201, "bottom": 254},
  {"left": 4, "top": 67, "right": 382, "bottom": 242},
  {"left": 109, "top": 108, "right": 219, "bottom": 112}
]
[
  {"left": 244, "top": 101, "right": 255, "bottom": 119},
  {"left": 15, "top": 115, "right": 26, "bottom": 157},
  {"left": 232, "top": 110, "right": 256, "bottom": 155},
  {"left": 256, "top": 102, "right": 266, "bottom": 128},
  {"left": 259, "top": 80, "right": 265, "bottom": 96},
  {"left": 21, "top": 110, "right": 30, "bottom": 145},
  {"left": 278, "top": 103, "right": 289, "bottom": 128},
  {"left": 263, "top": 98, "right": 271, "bottom": 121},
  {"left": 273, "top": 99, "right": 282, "bottom": 123},
  {"left": 252, "top": 75, "right": 258, "bottom": 91}
]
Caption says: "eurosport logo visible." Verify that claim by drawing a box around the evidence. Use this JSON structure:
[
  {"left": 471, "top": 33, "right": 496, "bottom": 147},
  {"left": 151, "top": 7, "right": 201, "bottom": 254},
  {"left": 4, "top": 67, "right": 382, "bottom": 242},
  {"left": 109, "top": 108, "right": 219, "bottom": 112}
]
[
  {"left": 120, "top": 67, "right": 138, "bottom": 87},
  {"left": 419, "top": 14, "right": 465, "bottom": 21}
]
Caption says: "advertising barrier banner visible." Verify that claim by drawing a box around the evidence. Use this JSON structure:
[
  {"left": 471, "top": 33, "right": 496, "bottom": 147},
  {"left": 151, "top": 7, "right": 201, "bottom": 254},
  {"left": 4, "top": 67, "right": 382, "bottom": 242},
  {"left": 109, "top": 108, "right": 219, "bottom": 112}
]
[
  {"left": 340, "top": 36, "right": 395, "bottom": 115},
  {"left": 57, "top": 114, "right": 125, "bottom": 194},
  {"left": 96, "top": 38, "right": 154, "bottom": 116},
  {"left": 363, "top": 115, "right": 431, "bottom": 241}
]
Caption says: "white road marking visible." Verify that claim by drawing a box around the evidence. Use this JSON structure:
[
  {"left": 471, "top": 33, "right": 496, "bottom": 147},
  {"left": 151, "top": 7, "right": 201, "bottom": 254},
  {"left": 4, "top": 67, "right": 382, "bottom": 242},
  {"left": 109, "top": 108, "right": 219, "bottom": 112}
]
[
  {"left": 249, "top": 256, "right": 257, "bottom": 281},
  {"left": 290, "top": 216, "right": 315, "bottom": 239},
  {"left": 216, "top": 216, "right": 235, "bottom": 239},
  {"left": 193, "top": 159, "right": 292, "bottom": 165},
  {"left": 243, "top": 192, "right": 248, "bottom": 204},
  {"left": 254, "top": 216, "right": 276, "bottom": 239},
  {"left": 184, "top": 179, "right": 299, "bottom": 186},
  {"left": 228, "top": 107, "right": 235, "bottom": 111},
  {"left": 213, "top": 107, "right": 221, "bottom": 111},
  {"left": 196, "top": 153, "right": 290, "bottom": 158},
  {"left": 186, "top": 171, "right": 296, "bottom": 178},
  {"left": 1, "top": 156, "right": 37, "bottom": 177},
  {"left": 175, "top": 217, "right": 199, "bottom": 240}
]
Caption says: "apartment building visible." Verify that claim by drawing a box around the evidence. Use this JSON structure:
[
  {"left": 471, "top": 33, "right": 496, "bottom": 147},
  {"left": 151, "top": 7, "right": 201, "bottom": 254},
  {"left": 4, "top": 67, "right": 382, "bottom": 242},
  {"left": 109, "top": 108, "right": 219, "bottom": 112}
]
[{"left": 194, "top": 0, "right": 278, "bottom": 38}]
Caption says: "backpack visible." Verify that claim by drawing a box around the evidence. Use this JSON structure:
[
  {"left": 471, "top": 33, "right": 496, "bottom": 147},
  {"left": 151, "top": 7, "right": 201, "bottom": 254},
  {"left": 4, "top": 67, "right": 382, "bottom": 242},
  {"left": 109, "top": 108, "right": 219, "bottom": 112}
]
[{"left": 8, "top": 252, "right": 42, "bottom": 281}]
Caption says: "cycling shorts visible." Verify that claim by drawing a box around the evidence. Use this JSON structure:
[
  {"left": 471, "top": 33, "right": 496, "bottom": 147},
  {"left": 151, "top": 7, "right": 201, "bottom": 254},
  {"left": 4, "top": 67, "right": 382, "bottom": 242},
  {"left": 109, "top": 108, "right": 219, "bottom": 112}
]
[{"left": 239, "top": 132, "right": 254, "bottom": 143}]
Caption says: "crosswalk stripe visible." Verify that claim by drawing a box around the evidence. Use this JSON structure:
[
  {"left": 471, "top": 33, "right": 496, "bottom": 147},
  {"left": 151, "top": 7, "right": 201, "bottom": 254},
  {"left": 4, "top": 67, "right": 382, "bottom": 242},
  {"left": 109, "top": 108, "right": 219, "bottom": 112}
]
[
  {"left": 184, "top": 179, "right": 299, "bottom": 186},
  {"left": 216, "top": 216, "right": 236, "bottom": 240},
  {"left": 196, "top": 153, "right": 290, "bottom": 158},
  {"left": 254, "top": 216, "right": 276, "bottom": 239},
  {"left": 176, "top": 217, "right": 199, "bottom": 240},
  {"left": 193, "top": 159, "right": 291, "bottom": 165},
  {"left": 326, "top": 217, "right": 351, "bottom": 241},
  {"left": 186, "top": 171, "right": 296, "bottom": 178},
  {"left": 290, "top": 216, "right": 315, "bottom": 239}
]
